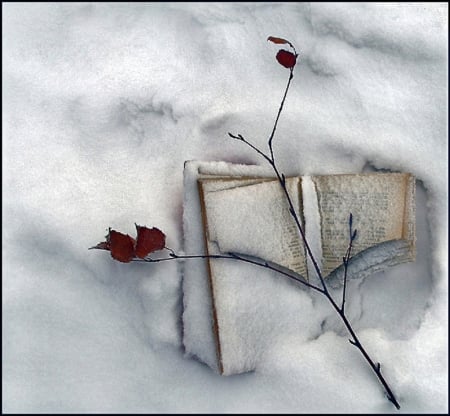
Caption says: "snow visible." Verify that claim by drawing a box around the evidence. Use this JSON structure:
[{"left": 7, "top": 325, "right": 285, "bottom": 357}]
[{"left": 3, "top": 2, "right": 448, "bottom": 413}]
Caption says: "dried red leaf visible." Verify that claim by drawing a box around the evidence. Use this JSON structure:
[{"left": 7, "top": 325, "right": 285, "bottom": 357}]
[
  {"left": 135, "top": 225, "right": 166, "bottom": 258},
  {"left": 89, "top": 241, "right": 111, "bottom": 251},
  {"left": 109, "top": 229, "right": 136, "bottom": 263},
  {"left": 276, "top": 49, "right": 297, "bottom": 69},
  {"left": 267, "top": 36, "right": 290, "bottom": 45}
]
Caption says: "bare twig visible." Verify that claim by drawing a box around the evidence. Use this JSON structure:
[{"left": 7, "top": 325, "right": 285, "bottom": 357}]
[
  {"left": 268, "top": 68, "right": 294, "bottom": 161},
  {"left": 228, "top": 47, "right": 401, "bottom": 409},
  {"left": 341, "top": 213, "right": 357, "bottom": 313},
  {"left": 134, "top": 248, "right": 324, "bottom": 294},
  {"left": 91, "top": 37, "right": 401, "bottom": 411},
  {"left": 228, "top": 67, "right": 326, "bottom": 293},
  {"left": 228, "top": 133, "right": 272, "bottom": 164}
]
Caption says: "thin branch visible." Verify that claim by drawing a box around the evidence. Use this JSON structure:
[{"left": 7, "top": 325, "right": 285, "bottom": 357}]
[
  {"left": 343, "top": 320, "right": 401, "bottom": 410},
  {"left": 228, "top": 133, "right": 272, "bottom": 164},
  {"left": 229, "top": 68, "right": 327, "bottom": 292},
  {"left": 228, "top": 50, "right": 401, "bottom": 409},
  {"left": 91, "top": 39, "right": 401, "bottom": 411},
  {"left": 268, "top": 68, "right": 294, "bottom": 161},
  {"left": 319, "top": 294, "right": 400, "bottom": 409},
  {"left": 341, "top": 255, "right": 349, "bottom": 313},
  {"left": 134, "top": 248, "right": 324, "bottom": 294},
  {"left": 341, "top": 213, "right": 356, "bottom": 313},
  {"left": 271, "top": 162, "right": 328, "bottom": 292}
]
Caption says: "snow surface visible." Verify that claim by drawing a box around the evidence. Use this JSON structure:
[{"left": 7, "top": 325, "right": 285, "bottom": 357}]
[{"left": 3, "top": 2, "right": 448, "bottom": 413}]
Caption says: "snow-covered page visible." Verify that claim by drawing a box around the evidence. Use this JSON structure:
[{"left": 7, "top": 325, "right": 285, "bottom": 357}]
[
  {"left": 182, "top": 161, "right": 315, "bottom": 376},
  {"left": 312, "top": 173, "right": 416, "bottom": 285},
  {"left": 182, "top": 161, "right": 288, "bottom": 375},
  {"left": 198, "top": 177, "right": 308, "bottom": 375},
  {"left": 200, "top": 178, "right": 308, "bottom": 278}
]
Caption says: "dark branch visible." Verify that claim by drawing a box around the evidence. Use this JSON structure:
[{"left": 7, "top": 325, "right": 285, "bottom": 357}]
[
  {"left": 228, "top": 132, "right": 272, "bottom": 164},
  {"left": 135, "top": 248, "right": 324, "bottom": 294},
  {"left": 341, "top": 213, "right": 356, "bottom": 313},
  {"left": 268, "top": 68, "right": 294, "bottom": 162},
  {"left": 227, "top": 49, "right": 400, "bottom": 409}
]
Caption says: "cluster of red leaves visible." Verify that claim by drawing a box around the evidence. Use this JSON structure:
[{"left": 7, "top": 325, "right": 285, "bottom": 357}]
[
  {"left": 90, "top": 225, "right": 166, "bottom": 263},
  {"left": 267, "top": 36, "right": 297, "bottom": 69}
]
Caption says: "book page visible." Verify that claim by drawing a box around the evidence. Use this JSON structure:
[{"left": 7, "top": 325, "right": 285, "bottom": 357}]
[
  {"left": 198, "top": 176, "right": 309, "bottom": 375},
  {"left": 312, "top": 173, "right": 415, "bottom": 277},
  {"left": 199, "top": 177, "right": 308, "bottom": 278},
  {"left": 182, "top": 161, "right": 279, "bottom": 375}
]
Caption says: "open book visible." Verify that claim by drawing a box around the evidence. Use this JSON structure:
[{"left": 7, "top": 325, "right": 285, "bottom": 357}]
[{"left": 182, "top": 161, "right": 416, "bottom": 376}]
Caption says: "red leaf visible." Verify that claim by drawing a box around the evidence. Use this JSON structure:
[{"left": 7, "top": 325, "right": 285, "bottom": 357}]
[
  {"left": 267, "top": 36, "right": 290, "bottom": 45},
  {"left": 276, "top": 49, "right": 297, "bottom": 69},
  {"left": 135, "top": 225, "right": 166, "bottom": 258},
  {"left": 89, "top": 241, "right": 110, "bottom": 251},
  {"left": 109, "top": 229, "right": 136, "bottom": 263}
]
